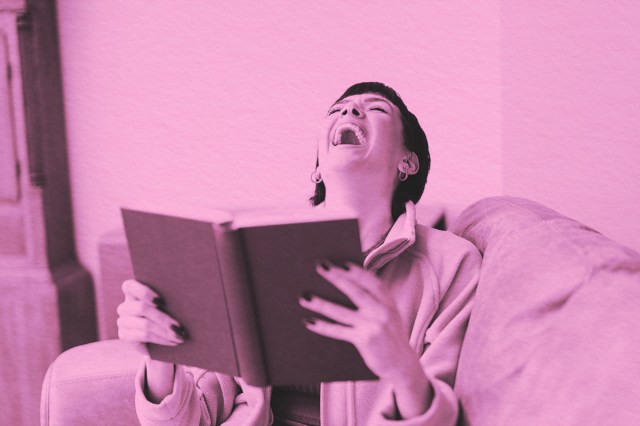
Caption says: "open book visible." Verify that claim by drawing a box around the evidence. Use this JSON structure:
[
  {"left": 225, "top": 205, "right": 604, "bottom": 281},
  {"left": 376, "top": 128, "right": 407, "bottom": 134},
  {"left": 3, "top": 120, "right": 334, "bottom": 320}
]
[{"left": 121, "top": 206, "right": 377, "bottom": 386}]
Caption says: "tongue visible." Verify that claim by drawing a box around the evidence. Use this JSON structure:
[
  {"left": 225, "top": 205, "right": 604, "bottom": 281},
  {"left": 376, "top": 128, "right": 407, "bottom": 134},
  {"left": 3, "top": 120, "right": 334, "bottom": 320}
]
[{"left": 340, "top": 130, "right": 359, "bottom": 145}]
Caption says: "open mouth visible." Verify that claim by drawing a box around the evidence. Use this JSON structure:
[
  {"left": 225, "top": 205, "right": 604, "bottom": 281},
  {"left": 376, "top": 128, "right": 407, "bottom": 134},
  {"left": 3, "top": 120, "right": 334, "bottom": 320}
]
[{"left": 332, "top": 123, "right": 367, "bottom": 146}]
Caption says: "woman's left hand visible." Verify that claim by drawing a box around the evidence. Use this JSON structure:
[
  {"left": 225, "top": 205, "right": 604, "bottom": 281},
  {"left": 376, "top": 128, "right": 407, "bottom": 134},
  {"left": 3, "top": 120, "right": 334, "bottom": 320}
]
[{"left": 299, "top": 259, "right": 419, "bottom": 382}]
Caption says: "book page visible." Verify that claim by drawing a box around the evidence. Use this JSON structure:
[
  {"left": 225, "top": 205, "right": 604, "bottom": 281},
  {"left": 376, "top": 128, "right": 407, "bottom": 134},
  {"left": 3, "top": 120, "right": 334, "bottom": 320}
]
[{"left": 121, "top": 204, "right": 234, "bottom": 225}]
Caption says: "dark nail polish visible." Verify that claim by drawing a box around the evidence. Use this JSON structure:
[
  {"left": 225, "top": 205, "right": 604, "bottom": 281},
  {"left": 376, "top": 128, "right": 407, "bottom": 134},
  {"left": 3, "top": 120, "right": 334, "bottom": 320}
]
[
  {"left": 301, "top": 292, "right": 313, "bottom": 301},
  {"left": 319, "top": 260, "right": 330, "bottom": 271},
  {"left": 153, "top": 297, "right": 165, "bottom": 308},
  {"left": 337, "top": 261, "right": 350, "bottom": 271},
  {"left": 303, "top": 317, "right": 316, "bottom": 325},
  {"left": 171, "top": 324, "right": 189, "bottom": 338}
]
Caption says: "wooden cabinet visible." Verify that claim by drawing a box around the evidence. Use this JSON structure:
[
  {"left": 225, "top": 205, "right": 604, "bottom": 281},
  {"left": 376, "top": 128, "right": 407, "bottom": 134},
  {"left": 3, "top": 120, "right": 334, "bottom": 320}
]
[{"left": 0, "top": 1, "right": 96, "bottom": 424}]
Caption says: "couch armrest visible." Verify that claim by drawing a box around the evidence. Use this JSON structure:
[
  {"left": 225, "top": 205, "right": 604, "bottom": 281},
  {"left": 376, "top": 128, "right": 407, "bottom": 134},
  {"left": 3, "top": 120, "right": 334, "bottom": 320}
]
[
  {"left": 451, "top": 196, "right": 640, "bottom": 425},
  {"left": 41, "top": 339, "right": 143, "bottom": 426}
]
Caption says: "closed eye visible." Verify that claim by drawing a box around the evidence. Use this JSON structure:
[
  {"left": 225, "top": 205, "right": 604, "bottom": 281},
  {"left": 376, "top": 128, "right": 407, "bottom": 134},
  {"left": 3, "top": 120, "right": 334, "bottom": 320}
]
[
  {"left": 369, "top": 106, "right": 387, "bottom": 113},
  {"left": 327, "top": 108, "right": 342, "bottom": 116}
]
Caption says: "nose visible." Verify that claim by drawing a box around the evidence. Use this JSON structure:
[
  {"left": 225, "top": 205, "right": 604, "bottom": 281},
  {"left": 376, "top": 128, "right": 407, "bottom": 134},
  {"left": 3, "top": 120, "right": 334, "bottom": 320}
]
[{"left": 341, "top": 102, "right": 364, "bottom": 118}]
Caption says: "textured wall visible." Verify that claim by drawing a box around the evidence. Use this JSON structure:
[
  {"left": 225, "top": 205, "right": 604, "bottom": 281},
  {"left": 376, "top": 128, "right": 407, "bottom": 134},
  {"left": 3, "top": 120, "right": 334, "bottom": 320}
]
[
  {"left": 56, "top": 1, "right": 502, "bottom": 276},
  {"left": 502, "top": 1, "right": 640, "bottom": 251}
]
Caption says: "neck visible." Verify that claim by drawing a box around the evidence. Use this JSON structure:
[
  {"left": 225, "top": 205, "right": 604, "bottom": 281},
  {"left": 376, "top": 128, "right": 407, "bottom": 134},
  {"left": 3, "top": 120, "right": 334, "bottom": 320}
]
[{"left": 324, "top": 178, "right": 395, "bottom": 253}]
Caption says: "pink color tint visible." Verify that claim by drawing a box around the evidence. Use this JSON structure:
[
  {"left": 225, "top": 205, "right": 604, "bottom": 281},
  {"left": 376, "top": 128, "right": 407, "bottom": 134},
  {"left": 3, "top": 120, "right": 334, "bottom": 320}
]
[
  {"left": 54, "top": 1, "right": 503, "bottom": 278},
  {"left": 502, "top": 1, "right": 640, "bottom": 252}
]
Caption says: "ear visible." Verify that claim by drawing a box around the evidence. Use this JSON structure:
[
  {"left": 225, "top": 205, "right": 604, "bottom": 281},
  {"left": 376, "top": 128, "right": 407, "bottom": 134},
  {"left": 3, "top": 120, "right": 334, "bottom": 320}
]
[
  {"left": 311, "top": 166, "right": 323, "bottom": 184},
  {"left": 398, "top": 152, "right": 420, "bottom": 176}
]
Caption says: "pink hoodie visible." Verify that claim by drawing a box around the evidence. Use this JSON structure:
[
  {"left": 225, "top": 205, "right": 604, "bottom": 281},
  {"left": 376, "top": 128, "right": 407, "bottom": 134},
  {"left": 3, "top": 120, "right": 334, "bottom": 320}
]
[{"left": 134, "top": 202, "right": 481, "bottom": 425}]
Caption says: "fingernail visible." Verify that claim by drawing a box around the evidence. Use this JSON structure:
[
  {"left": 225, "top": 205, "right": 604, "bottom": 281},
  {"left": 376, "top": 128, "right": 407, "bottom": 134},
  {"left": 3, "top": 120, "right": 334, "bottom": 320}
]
[
  {"left": 336, "top": 261, "right": 350, "bottom": 271},
  {"left": 301, "top": 292, "right": 313, "bottom": 301},
  {"left": 153, "top": 297, "right": 165, "bottom": 308},
  {"left": 171, "top": 324, "right": 189, "bottom": 338},
  {"left": 303, "top": 317, "right": 316, "bottom": 326},
  {"left": 318, "top": 260, "right": 330, "bottom": 271}
]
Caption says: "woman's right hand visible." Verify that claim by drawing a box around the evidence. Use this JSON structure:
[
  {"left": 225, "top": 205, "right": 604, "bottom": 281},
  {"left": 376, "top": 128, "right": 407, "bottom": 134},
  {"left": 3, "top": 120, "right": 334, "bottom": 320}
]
[
  {"left": 117, "top": 279, "right": 187, "bottom": 348},
  {"left": 118, "top": 279, "right": 187, "bottom": 402}
]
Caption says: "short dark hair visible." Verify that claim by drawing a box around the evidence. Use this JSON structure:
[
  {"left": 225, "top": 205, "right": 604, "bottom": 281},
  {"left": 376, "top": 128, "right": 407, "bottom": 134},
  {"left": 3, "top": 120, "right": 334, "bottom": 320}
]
[{"left": 309, "top": 82, "right": 431, "bottom": 221}]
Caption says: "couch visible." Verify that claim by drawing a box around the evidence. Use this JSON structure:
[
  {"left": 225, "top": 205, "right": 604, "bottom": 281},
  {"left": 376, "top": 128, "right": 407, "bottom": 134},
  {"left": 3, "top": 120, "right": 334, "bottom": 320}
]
[{"left": 40, "top": 196, "right": 640, "bottom": 425}]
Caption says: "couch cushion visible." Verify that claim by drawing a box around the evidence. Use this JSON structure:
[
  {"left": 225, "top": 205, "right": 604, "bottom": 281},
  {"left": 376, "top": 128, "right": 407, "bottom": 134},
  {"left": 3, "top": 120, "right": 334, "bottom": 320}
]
[
  {"left": 41, "top": 340, "right": 143, "bottom": 426},
  {"left": 450, "top": 196, "right": 640, "bottom": 426}
]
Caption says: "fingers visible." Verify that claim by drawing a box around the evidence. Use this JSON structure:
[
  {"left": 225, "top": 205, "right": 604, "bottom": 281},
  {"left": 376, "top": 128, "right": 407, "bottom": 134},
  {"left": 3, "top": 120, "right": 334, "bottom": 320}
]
[
  {"left": 122, "top": 279, "right": 161, "bottom": 306},
  {"left": 118, "top": 279, "right": 186, "bottom": 347},
  {"left": 315, "top": 261, "right": 378, "bottom": 307},
  {"left": 339, "top": 261, "right": 387, "bottom": 302},
  {"left": 118, "top": 316, "right": 184, "bottom": 346},
  {"left": 299, "top": 294, "right": 358, "bottom": 326},
  {"left": 303, "top": 317, "right": 352, "bottom": 343},
  {"left": 117, "top": 298, "right": 177, "bottom": 326}
]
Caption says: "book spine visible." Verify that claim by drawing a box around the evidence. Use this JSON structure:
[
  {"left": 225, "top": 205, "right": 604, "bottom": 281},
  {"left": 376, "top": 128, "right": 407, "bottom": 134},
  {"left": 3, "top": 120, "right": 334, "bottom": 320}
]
[{"left": 214, "top": 225, "right": 267, "bottom": 386}]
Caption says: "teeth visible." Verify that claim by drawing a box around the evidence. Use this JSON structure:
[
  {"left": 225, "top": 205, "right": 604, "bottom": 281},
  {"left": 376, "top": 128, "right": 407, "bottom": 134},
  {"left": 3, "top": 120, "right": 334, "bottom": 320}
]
[{"left": 333, "top": 123, "right": 367, "bottom": 146}]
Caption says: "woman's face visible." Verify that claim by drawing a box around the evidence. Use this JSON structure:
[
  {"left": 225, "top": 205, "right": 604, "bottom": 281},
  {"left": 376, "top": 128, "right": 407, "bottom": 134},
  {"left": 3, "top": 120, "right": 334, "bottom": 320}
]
[{"left": 318, "top": 93, "right": 407, "bottom": 183}]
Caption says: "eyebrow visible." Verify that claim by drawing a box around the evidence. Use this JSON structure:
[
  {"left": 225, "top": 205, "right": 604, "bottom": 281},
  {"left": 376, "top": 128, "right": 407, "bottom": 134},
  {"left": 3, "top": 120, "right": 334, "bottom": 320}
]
[{"left": 331, "top": 97, "right": 393, "bottom": 108}]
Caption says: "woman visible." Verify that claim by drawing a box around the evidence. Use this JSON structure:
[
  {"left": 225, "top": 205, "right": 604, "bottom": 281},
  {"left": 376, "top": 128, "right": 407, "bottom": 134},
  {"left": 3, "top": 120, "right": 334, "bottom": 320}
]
[{"left": 118, "top": 82, "right": 481, "bottom": 425}]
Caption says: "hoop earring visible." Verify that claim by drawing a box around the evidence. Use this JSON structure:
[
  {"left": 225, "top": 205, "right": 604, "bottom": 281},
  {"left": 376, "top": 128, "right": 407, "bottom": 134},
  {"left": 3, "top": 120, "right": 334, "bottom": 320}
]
[
  {"left": 311, "top": 169, "right": 323, "bottom": 184},
  {"left": 399, "top": 166, "right": 408, "bottom": 182}
]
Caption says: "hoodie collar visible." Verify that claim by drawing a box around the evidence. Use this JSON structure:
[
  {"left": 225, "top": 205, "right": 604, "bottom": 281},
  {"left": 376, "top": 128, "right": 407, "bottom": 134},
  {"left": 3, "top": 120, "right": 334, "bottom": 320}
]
[{"left": 363, "top": 201, "right": 417, "bottom": 271}]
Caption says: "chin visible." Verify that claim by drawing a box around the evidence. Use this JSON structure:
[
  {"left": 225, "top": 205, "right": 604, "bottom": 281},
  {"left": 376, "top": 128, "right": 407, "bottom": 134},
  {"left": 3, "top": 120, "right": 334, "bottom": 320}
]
[{"left": 325, "top": 156, "right": 366, "bottom": 174}]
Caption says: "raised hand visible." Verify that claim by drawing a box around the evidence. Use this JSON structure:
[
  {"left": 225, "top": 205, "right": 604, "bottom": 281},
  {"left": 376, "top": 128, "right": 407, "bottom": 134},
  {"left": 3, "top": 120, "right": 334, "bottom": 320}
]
[
  {"left": 299, "top": 260, "right": 415, "bottom": 379},
  {"left": 117, "top": 279, "right": 187, "bottom": 402},
  {"left": 299, "top": 260, "right": 432, "bottom": 418}
]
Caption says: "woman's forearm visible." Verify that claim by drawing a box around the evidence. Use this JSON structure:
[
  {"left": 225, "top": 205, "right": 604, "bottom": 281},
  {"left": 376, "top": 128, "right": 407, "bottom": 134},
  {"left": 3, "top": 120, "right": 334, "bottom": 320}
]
[
  {"left": 387, "top": 353, "right": 433, "bottom": 419},
  {"left": 144, "top": 359, "right": 176, "bottom": 403}
]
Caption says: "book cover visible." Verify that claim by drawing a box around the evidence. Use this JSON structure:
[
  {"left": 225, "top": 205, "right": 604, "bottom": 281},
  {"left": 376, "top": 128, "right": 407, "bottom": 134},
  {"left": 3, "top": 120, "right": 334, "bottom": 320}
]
[
  {"left": 238, "top": 220, "right": 376, "bottom": 385},
  {"left": 122, "top": 207, "right": 377, "bottom": 386},
  {"left": 122, "top": 209, "right": 240, "bottom": 376}
]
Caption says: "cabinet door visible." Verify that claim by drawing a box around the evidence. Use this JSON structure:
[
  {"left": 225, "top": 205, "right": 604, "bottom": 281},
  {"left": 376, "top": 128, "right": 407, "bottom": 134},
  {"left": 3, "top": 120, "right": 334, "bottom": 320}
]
[{"left": 0, "top": 30, "right": 19, "bottom": 202}]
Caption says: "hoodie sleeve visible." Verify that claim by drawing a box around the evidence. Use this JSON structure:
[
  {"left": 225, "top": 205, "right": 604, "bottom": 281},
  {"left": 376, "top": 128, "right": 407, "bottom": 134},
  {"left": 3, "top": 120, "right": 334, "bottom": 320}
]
[
  {"left": 374, "top": 236, "right": 481, "bottom": 425},
  {"left": 134, "top": 358, "right": 272, "bottom": 426}
]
